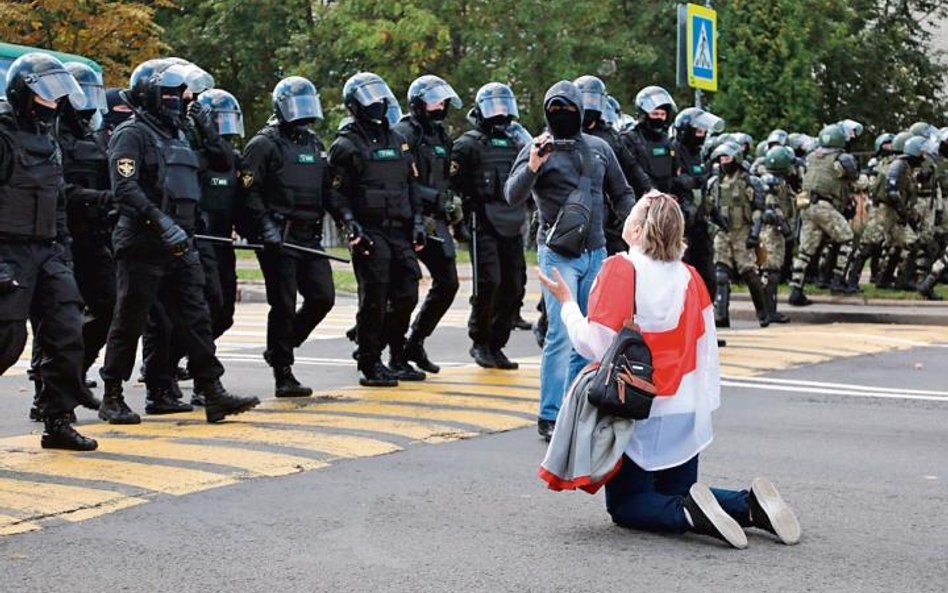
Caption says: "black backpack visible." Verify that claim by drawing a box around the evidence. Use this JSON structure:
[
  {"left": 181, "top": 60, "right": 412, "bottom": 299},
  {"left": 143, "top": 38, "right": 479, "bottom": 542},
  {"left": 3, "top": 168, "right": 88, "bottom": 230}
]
[{"left": 586, "top": 261, "right": 657, "bottom": 419}]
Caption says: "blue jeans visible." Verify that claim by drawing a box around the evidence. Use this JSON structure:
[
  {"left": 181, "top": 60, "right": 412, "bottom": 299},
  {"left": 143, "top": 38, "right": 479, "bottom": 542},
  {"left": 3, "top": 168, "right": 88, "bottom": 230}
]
[
  {"left": 538, "top": 245, "right": 606, "bottom": 421},
  {"left": 605, "top": 455, "right": 750, "bottom": 534}
]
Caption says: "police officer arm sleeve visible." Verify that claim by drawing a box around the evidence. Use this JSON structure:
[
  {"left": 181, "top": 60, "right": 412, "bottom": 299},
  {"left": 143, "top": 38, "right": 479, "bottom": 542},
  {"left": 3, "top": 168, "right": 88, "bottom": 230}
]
[
  {"left": 603, "top": 145, "right": 635, "bottom": 218},
  {"left": 240, "top": 135, "right": 275, "bottom": 225},
  {"left": 327, "top": 137, "right": 360, "bottom": 214},
  {"left": 200, "top": 132, "right": 234, "bottom": 173},
  {"left": 64, "top": 183, "right": 111, "bottom": 206},
  {"left": 108, "top": 127, "right": 156, "bottom": 218},
  {"left": 449, "top": 136, "right": 477, "bottom": 199},
  {"left": 504, "top": 143, "right": 537, "bottom": 206},
  {"left": 407, "top": 154, "right": 422, "bottom": 217},
  {"left": 324, "top": 161, "right": 354, "bottom": 224},
  {"left": 0, "top": 133, "right": 14, "bottom": 184},
  {"left": 837, "top": 153, "right": 859, "bottom": 181},
  {"left": 618, "top": 139, "right": 653, "bottom": 196},
  {"left": 886, "top": 160, "right": 907, "bottom": 207}
]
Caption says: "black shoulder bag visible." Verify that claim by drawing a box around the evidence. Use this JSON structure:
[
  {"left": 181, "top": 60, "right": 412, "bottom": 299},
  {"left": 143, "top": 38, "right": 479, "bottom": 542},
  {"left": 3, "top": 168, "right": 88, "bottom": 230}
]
[
  {"left": 546, "top": 140, "right": 593, "bottom": 257},
  {"left": 587, "top": 260, "right": 658, "bottom": 419}
]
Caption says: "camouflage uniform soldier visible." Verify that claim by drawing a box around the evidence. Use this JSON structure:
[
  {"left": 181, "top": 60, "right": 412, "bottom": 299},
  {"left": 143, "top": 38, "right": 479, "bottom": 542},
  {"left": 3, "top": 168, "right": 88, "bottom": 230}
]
[
  {"left": 757, "top": 146, "right": 795, "bottom": 323},
  {"left": 849, "top": 136, "right": 925, "bottom": 290},
  {"left": 917, "top": 129, "right": 948, "bottom": 300},
  {"left": 708, "top": 142, "right": 772, "bottom": 327},
  {"left": 788, "top": 124, "right": 859, "bottom": 306}
]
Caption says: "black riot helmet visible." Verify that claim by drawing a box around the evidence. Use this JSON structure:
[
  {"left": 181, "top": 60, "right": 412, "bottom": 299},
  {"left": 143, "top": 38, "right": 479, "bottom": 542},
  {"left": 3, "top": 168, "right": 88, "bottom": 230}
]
[
  {"left": 272, "top": 76, "right": 323, "bottom": 125},
  {"left": 198, "top": 88, "right": 244, "bottom": 137},
  {"left": 163, "top": 57, "right": 215, "bottom": 95},
  {"left": 602, "top": 95, "right": 621, "bottom": 129},
  {"left": 407, "top": 74, "right": 461, "bottom": 123},
  {"left": 5, "top": 52, "right": 84, "bottom": 121},
  {"left": 126, "top": 58, "right": 204, "bottom": 124},
  {"left": 573, "top": 75, "right": 607, "bottom": 127},
  {"left": 343, "top": 72, "right": 396, "bottom": 127},
  {"left": 635, "top": 85, "right": 677, "bottom": 136},
  {"left": 102, "top": 87, "right": 133, "bottom": 133},
  {"left": 64, "top": 62, "right": 107, "bottom": 115},
  {"left": 473, "top": 82, "right": 519, "bottom": 130}
]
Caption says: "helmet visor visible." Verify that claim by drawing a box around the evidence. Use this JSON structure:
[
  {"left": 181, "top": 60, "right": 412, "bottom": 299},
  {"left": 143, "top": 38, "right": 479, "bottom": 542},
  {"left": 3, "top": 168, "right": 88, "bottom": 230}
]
[
  {"left": 601, "top": 100, "right": 618, "bottom": 126},
  {"left": 578, "top": 90, "right": 605, "bottom": 112},
  {"left": 278, "top": 93, "right": 323, "bottom": 122},
  {"left": 691, "top": 111, "right": 724, "bottom": 133},
  {"left": 214, "top": 109, "right": 244, "bottom": 137},
  {"left": 351, "top": 79, "right": 395, "bottom": 107},
  {"left": 478, "top": 95, "right": 519, "bottom": 119},
  {"left": 417, "top": 81, "right": 462, "bottom": 109},
  {"left": 25, "top": 68, "right": 85, "bottom": 107},
  {"left": 637, "top": 87, "right": 677, "bottom": 114},
  {"left": 386, "top": 101, "right": 403, "bottom": 126},
  {"left": 70, "top": 81, "right": 107, "bottom": 113}
]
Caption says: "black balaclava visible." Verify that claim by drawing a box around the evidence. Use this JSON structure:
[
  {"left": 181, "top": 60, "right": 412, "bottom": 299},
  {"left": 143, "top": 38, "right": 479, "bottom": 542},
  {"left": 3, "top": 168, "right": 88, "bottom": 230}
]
[
  {"left": 582, "top": 109, "right": 601, "bottom": 130},
  {"left": 103, "top": 88, "right": 133, "bottom": 131},
  {"left": 721, "top": 159, "right": 740, "bottom": 175},
  {"left": 543, "top": 81, "right": 583, "bottom": 140},
  {"left": 480, "top": 114, "right": 512, "bottom": 135}
]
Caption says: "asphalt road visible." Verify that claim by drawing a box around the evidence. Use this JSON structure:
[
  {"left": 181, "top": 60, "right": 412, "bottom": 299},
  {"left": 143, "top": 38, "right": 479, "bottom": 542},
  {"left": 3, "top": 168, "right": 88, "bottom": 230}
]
[{"left": 1, "top": 310, "right": 947, "bottom": 592}]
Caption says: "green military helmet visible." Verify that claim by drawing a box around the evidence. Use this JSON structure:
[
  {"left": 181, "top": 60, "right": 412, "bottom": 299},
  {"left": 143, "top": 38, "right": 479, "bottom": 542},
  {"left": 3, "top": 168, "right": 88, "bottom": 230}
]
[
  {"left": 767, "top": 128, "right": 789, "bottom": 146},
  {"left": 891, "top": 131, "right": 913, "bottom": 153},
  {"left": 765, "top": 145, "right": 795, "bottom": 173},
  {"left": 818, "top": 123, "right": 848, "bottom": 148},
  {"left": 909, "top": 121, "right": 937, "bottom": 139},
  {"left": 837, "top": 119, "right": 864, "bottom": 138},
  {"left": 874, "top": 132, "right": 894, "bottom": 153},
  {"left": 755, "top": 140, "right": 768, "bottom": 158},
  {"left": 731, "top": 131, "right": 753, "bottom": 150},
  {"left": 903, "top": 135, "right": 929, "bottom": 157},
  {"left": 711, "top": 140, "right": 743, "bottom": 162}
]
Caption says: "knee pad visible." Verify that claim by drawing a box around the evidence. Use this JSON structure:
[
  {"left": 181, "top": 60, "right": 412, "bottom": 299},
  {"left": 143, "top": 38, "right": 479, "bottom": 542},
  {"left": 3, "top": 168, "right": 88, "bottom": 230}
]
[{"left": 715, "top": 264, "right": 731, "bottom": 285}]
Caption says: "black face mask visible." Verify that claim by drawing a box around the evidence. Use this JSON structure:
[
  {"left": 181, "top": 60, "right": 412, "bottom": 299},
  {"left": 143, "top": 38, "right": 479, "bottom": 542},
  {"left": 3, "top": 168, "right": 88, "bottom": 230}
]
[
  {"left": 484, "top": 115, "right": 511, "bottom": 134},
  {"left": 906, "top": 155, "right": 924, "bottom": 168},
  {"left": 721, "top": 160, "right": 740, "bottom": 175},
  {"left": 877, "top": 147, "right": 893, "bottom": 158},
  {"left": 361, "top": 101, "right": 387, "bottom": 125},
  {"left": 546, "top": 109, "right": 580, "bottom": 138},
  {"left": 160, "top": 96, "right": 183, "bottom": 117},
  {"left": 583, "top": 110, "right": 601, "bottom": 129},
  {"left": 427, "top": 108, "right": 447, "bottom": 122},
  {"left": 32, "top": 102, "right": 58, "bottom": 125},
  {"left": 646, "top": 116, "right": 668, "bottom": 133}
]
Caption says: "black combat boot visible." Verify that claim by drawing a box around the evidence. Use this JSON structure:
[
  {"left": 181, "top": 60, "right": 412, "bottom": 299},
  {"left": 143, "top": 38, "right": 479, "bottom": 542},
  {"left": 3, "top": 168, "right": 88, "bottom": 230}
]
[
  {"left": 741, "top": 270, "right": 770, "bottom": 327},
  {"left": 875, "top": 247, "right": 901, "bottom": 289},
  {"left": 829, "top": 273, "right": 856, "bottom": 295},
  {"left": 469, "top": 343, "right": 497, "bottom": 368},
  {"left": 83, "top": 374, "right": 97, "bottom": 389},
  {"left": 748, "top": 477, "right": 801, "bottom": 545},
  {"left": 190, "top": 383, "right": 206, "bottom": 407},
  {"left": 274, "top": 366, "right": 313, "bottom": 398},
  {"left": 98, "top": 382, "right": 141, "bottom": 424},
  {"left": 713, "top": 265, "right": 731, "bottom": 328},
  {"left": 764, "top": 271, "right": 789, "bottom": 324},
  {"left": 491, "top": 349, "right": 519, "bottom": 370},
  {"left": 845, "top": 247, "right": 871, "bottom": 293},
  {"left": 787, "top": 285, "right": 812, "bottom": 307},
  {"left": 514, "top": 315, "right": 533, "bottom": 331},
  {"left": 682, "top": 483, "right": 747, "bottom": 549},
  {"left": 41, "top": 416, "right": 98, "bottom": 451},
  {"left": 76, "top": 383, "right": 102, "bottom": 411},
  {"left": 918, "top": 273, "right": 942, "bottom": 300},
  {"left": 359, "top": 359, "right": 398, "bottom": 388},
  {"left": 405, "top": 334, "right": 440, "bottom": 374},
  {"left": 388, "top": 357, "right": 426, "bottom": 381},
  {"left": 145, "top": 385, "right": 194, "bottom": 415},
  {"left": 199, "top": 379, "right": 259, "bottom": 423}
]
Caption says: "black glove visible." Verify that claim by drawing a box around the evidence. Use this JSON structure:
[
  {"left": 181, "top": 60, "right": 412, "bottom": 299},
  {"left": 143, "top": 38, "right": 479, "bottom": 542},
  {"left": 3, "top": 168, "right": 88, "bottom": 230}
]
[
  {"left": 187, "top": 101, "right": 218, "bottom": 142},
  {"left": 344, "top": 218, "right": 374, "bottom": 256},
  {"left": 412, "top": 215, "right": 427, "bottom": 249},
  {"left": 149, "top": 208, "right": 189, "bottom": 256},
  {"left": 745, "top": 233, "right": 761, "bottom": 249},
  {"left": 761, "top": 207, "right": 778, "bottom": 225},
  {"left": 0, "top": 262, "right": 19, "bottom": 295},
  {"left": 452, "top": 221, "right": 472, "bottom": 244},
  {"left": 711, "top": 208, "right": 730, "bottom": 232},
  {"left": 54, "top": 236, "right": 74, "bottom": 268},
  {"left": 259, "top": 215, "right": 283, "bottom": 248}
]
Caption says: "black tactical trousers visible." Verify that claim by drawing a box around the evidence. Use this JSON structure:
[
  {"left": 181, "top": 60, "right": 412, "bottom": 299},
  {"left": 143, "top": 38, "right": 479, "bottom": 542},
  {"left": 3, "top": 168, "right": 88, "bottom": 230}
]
[
  {"left": 257, "top": 245, "right": 334, "bottom": 368},
  {"left": 142, "top": 240, "right": 225, "bottom": 387},
  {"left": 205, "top": 209, "right": 237, "bottom": 336},
  {"left": 684, "top": 221, "right": 716, "bottom": 298},
  {"left": 0, "top": 242, "right": 82, "bottom": 416},
  {"left": 353, "top": 227, "right": 420, "bottom": 364},
  {"left": 410, "top": 219, "right": 459, "bottom": 340},
  {"left": 100, "top": 246, "right": 223, "bottom": 386},
  {"left": 468, "top": 230, "right": 526, "bottom": 350},
  {"left": 71, "top": 233, "right": 116, "bottom": 371}
]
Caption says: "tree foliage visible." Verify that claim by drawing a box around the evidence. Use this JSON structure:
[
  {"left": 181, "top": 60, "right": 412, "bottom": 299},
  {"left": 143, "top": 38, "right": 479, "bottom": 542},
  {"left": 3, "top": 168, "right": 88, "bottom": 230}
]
[{"left": 0, "top": 0, "right": 172, "bottom": 85}]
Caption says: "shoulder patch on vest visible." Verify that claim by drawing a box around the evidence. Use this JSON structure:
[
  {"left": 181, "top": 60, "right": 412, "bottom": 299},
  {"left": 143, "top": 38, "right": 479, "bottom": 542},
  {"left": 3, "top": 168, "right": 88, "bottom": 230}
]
[
  {"left": 450, "top": 160, "right": 460, "bottom": 176},
  {"left": 240, "top": 170, "right": 254, "bottom": 188},
  {"left": 401, "top": 143, "right": 411, "bottom": 152},
  {"left": 116, "top": 158, "right": 136, "bottom": 178}
]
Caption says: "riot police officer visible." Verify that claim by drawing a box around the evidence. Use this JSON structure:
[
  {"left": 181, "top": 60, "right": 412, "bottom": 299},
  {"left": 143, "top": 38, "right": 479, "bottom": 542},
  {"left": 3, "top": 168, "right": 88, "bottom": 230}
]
[
  {"left": 242, "top": 76, "right": 347, "bottom": 397},
  {"left": 100, "top": 58, "right": 260, "bottom": 423},
  {"left": 573, "top": 75, "right": 650, "bottom": 254},
  {"left": 788, "top": 123, "right": 859, "bottom": 305},
  {"left": 394, "top": 75, "right": 462, "bottom": 376},
  {"left": 707, "top": 142, "right": 772, "bottom": 327},
  {"left": 451, "top": 83, "right": 527, "bottom": 369},
  {"left": 328, "top": 72, "right": 424, "bottom": 387},
  {"left": 0, "top": 53, "right": 98, "bottom": 450},
  {"left": 672, "top": 106, "right": 724, "bottom": 296},
  {"left": 757, "top": 146, "right": 795, "bottom": 323},
  {"left": 622, "top": 86, "right": 678, "bottom": 193}
]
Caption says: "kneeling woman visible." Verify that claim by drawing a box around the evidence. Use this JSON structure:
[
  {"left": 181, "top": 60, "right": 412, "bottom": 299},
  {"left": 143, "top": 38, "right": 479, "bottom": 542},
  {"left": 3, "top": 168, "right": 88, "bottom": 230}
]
[{"left": 538, "top": 193, "right": 800, "bottom": 549}]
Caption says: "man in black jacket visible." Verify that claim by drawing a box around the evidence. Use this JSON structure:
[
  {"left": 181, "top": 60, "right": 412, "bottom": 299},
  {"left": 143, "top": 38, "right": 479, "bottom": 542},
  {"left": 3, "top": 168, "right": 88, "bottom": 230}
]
[{"left": 505, "top": 80, "right": 635, "bottom": 441}]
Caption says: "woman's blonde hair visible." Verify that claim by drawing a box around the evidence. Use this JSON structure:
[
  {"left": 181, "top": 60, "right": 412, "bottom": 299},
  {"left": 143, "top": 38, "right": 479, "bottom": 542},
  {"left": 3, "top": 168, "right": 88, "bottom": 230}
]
[{"left": 627, "top": 192, "right": 687, "bottom": 262}]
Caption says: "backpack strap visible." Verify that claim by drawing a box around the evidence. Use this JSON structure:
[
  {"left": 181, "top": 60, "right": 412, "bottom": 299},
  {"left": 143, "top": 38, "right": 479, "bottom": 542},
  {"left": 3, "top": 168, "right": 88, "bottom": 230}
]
[{"left": 623, "top": 257, "right": 639, "bottom": 332}]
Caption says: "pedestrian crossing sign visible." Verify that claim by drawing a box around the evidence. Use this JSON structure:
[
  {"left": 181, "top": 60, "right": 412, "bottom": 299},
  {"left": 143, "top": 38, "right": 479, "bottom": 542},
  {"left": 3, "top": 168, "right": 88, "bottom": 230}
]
[{"left": 686, "top": 3, "right": 717, "bottom": 92}]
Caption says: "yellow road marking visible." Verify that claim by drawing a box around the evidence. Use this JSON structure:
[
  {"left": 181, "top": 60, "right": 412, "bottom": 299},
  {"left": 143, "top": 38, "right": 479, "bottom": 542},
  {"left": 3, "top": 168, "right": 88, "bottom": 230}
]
[
  {"left": 311, "top": 401, "right": 532, "bottom": 431},
  {"left": 252, "top": 407, "right": 476, "bottom": 441},
  {"left": 403, "top": 381, "right": 537, "bottom": 400},
  {"left": 0, "top": 477, "right": 148, "bottom": 524},
  {"left": 336, "top": 388, "right": 536, "bottom": 415},
  {"left": 81, "top": 420, "right": 400, "bottom": 459},
  {"left": 0, "top": 515, "right": 40, "bottom": 535}
]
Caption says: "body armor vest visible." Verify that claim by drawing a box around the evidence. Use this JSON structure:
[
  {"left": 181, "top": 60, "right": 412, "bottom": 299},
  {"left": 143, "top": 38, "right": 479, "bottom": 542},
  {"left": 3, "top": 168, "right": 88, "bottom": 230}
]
[
  {"left": 631, "top": 129, "right": 673, "bottom": 191},
  {"left": 343, "top": 128, "right": 412, "bottom": 224},
  {"left": 465, "top": 129, "right": 524, "bottom": 237},
  {"left": 715, "top": 173, "right": 753, "bottom": 231},
  {"left": 803, "top": 149, "right": 846, "bottom": 207},
  {"left": 396, "top": 118, "right": 451, "bottom": 216},
  {"left": 135, "top": 117, "right": 202, "bottom": 233},
  {"left": 258, "top": 126, "right": 325, "bottom": 221},
  {"left": 61, "top": 131, "right": 111, "bottom": 236},
  {"left": 0, "top": 118, "right": 63, "bottom": 239}
]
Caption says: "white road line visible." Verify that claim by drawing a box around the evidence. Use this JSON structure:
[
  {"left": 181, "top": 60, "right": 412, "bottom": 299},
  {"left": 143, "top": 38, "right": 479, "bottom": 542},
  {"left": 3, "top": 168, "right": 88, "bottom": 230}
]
[
  {"left": 722, "top": 381, "right": 948, "bottom": 402},
  {"left": 723, "top": 375, "right": 948, "bottom": 398}
]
